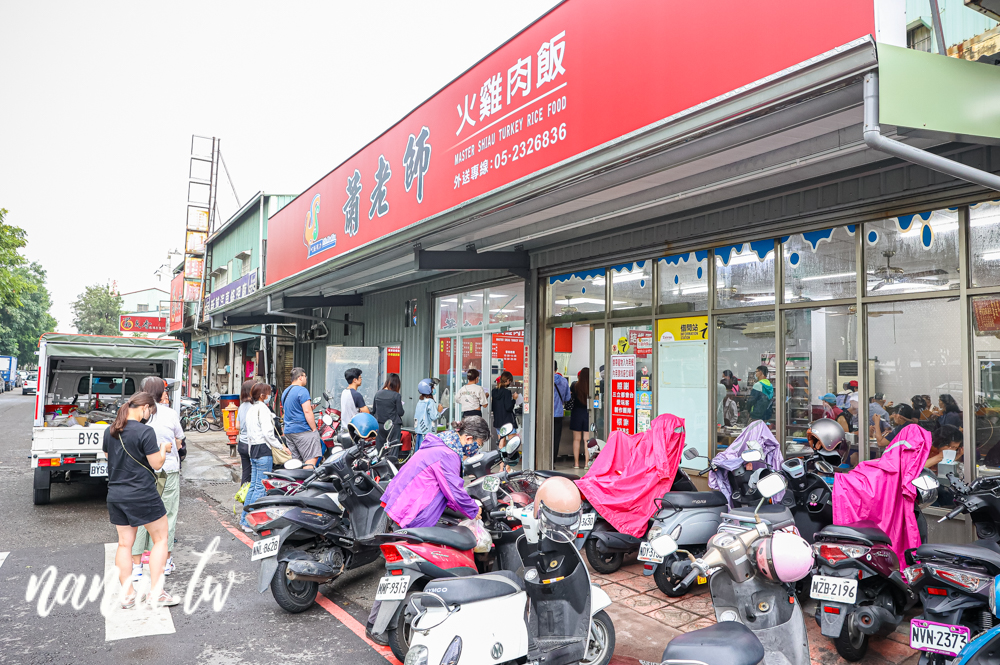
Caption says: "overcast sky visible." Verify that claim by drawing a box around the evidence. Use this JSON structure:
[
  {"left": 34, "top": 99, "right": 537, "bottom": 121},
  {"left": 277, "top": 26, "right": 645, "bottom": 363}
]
[{"left": 0, "top": 0, "right": 559, "bottom": 330}]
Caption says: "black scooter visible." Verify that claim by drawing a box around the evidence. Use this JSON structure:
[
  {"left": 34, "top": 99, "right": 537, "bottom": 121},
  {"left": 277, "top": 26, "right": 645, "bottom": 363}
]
[{"left": 245, "top": 441, "right": 389, "bottom": 613}]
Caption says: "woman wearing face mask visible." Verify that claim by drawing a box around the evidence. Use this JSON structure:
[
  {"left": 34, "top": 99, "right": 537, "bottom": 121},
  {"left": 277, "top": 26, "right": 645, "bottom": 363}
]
[
  {"left": 104, "top": 392, "right": 177, "bottom": 608},
  {"left": 240, "top": 383, "right": 291, "bottom": 532}
]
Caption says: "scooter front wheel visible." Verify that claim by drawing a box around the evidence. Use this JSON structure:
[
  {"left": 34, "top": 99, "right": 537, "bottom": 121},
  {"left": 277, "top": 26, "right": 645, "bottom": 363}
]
[
  {"left": 834, "top": 611, "right": 869, "bottom": 662},
  {"left": 653, "top": 554, "right": 690, "bottom": 598},
  {"left": 270, "top": 561, "right": 319, "bottom": 613},
  {"left": 585, "top": 539, "right": 623, "bottom": 574},
  {"left": 582, "top": 609, "right": 616, "bottom": 665}
]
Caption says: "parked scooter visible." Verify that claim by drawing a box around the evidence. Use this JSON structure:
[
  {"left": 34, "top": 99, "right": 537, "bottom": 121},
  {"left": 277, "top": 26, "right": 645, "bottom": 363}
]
[
  {"left": 661, "top": 621, "right": 767, "bottom": 665},
  {"left": 406, "top": 477, "right": 616, "bottom": 665},
  {"left": 312, "top": 391, "right": 341, "bottom": 454},
  {"left": 939, "top": 473, "right": 1000, "bottom": 542},
  {"left": 950, "top": 576, "right": 1000, "bottom": 665},
  {"left": 777, "top": 419, "right": 844, "bottom": 542},
  {"left": 650, "top": 473, "right": 815, "bottom": 665},
  {"left": 244, "top": 438, "right": 390, "bottom": 613}
]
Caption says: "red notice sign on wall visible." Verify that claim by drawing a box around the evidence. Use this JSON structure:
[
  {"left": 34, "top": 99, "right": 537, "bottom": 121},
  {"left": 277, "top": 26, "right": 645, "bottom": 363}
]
[
  {"left": 265, "top": 0, "right": 874, "bottom": 285},
  {"left": 492, "top": 330, "right": 525, "bottom": 376},
  {"left": 611, "top": 354, "right": 636, "bottom": 434}
]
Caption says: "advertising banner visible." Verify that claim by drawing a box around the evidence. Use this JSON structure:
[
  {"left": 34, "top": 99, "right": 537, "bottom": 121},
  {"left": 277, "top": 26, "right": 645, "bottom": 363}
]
[
  {"left": 169, "top": 273, "right": 184, "bottom": 332},
  {"left": 974, "top": 298, "right": 1000, "bottom": 334},
  {"left": 386, "top": 345, "right": 401, "bottom": 375},
  {"left": 657, "top": 315, "right": 709, "bottom": 342},
  {"left": 206, "top": 271, "right": 258, "bottom": 313},
  {"left": 492, "top": 330, "right": 525, "bottom": 376},
  {"left": 184, "top": 257, "right": 204, "bottom": 280},
  {"left": 120, "top": 315, "right": 167, "bottom": 334},
  {"left": 266, "top": 0, "right": 874, "bottom": 285},
  {"left": 628, "top": 329, "right": 652, "bottom": 357},
  {"left": 610, "top": 354, "right": 636, "bottom": 434}
]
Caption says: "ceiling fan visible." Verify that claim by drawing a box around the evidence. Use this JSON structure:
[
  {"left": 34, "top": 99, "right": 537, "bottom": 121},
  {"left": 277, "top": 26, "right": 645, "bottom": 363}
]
[
  {"left": 867, "top": 250, "right": 949, "bottom": 291},
  {"left": 826, "top": 305, "right": 904, "bottom": 317}
]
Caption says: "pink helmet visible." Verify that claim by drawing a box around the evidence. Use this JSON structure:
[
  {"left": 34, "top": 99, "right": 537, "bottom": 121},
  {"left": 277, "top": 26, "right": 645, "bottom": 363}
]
[{"left": 754, "top": 531, "right": 814, "bottom": 583}]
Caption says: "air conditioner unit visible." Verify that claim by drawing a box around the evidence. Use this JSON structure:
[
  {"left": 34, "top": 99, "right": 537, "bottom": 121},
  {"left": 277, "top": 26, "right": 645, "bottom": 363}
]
[
  {"left": 742, "top": 321, "right": 776, "bottom": 338},
  {"left": 835, "top": 359, "right": 877, "bottom": 393}
]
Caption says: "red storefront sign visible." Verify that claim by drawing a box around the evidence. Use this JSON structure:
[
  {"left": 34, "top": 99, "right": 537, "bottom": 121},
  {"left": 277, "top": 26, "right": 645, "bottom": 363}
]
[
  {"left": 974, "top": 298, "right": 1000, "bottom": 333},
  {"left": 629, "top": 329, "right": 652, "bottom": 357},
  {"left": 438, "top": 338, "right": 453, "bottom": 374},
  {"left": 266, "top": 0, "right": 874, "bottom": 285},
  {"left": 120, "top": 315, "right": 167, "bottom": 334},
  {"left": 386, "top": 345, "right": 401, "bottom": 374},
  {"left": 492, "top": 330, "right": 524, "bottom": 376},
  {"left": 610, "top": 354, "right": 636, "bottom": 434},
  {"left": 169, "top": 273, "right": 184, "bottom": 332}
]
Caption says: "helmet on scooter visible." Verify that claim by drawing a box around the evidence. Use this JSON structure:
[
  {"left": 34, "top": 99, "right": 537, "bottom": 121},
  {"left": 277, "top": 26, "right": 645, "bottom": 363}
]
[
  {"left": 417, "top": 379, "right": 434, "bottom": 396},
  {"left": 348, "top": 413, "right": 379, "bottom": 441},
  {"left": 534, "top": 477, "right": 582, "bottom": 543},
  {"left": 808, "top": 418, "right": 848, "bottom": 465},
  {"left": 754, "top": 531, "right": 814, "bottom": 583},
  {"left": 914, "top": 469, "right": 939, "bottom": 507}
]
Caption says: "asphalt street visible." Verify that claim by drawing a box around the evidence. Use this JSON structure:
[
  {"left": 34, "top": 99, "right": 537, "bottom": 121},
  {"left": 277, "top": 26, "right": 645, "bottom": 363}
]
[{"left": 0, "top": 390, "right": 394, "bottom": 665}]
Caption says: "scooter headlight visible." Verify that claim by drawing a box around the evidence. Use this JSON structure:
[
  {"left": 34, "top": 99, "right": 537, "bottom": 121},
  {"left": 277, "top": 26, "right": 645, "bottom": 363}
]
[
  {"left": 646, "top": 526, "right": 662, "bottom": 541},
  {"left": 440, "top": 636, "right": 462, "bottom": 665},
  {"left": 404, "top": 645, "right": 428, "bottom": 665}
]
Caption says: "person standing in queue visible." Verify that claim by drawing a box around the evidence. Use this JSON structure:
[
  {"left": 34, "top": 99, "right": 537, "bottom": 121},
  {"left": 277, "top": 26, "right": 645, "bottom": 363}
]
[
  {"left": 413, "top": 378, "right": 443, "bottom": 452},
  {"left": 373, "top": 373, "right": 405, "bottom": 458},
  {"left": 569, "top": 367, "right": 590, "bottom": 469},
  {"left": 455, "top": 368, "right": 488, "bottom": 418},
  {"left": 281, "top": 367, "right": 323, "bottom": 469},
  {"left": 553, "top": 362, "right": 571, "bottom": 464},
  {"left": 236, "top": 380, "right": 255, "bottom": 488},
  {"left": 105, "top": 392, "right": 178, "bottom": 608},
  {"left": 129, "top": 377, "right": 185, "bottom": 582},
  {"left": 240, "top": 383, "right": 291, "bottom": 532},
  {"left": 491, "top": 370, "right": 518, "bottom": 438}
]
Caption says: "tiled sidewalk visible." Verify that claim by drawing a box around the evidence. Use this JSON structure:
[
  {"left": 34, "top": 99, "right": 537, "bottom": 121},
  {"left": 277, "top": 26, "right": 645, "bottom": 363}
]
[{"left": 592, "top": 559, "right": 921, "bottom": 665}]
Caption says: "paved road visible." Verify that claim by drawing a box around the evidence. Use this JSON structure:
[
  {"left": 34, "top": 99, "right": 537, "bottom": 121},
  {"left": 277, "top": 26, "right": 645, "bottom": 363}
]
[{"left": 0, "top": 391, "right": 392, "bottom": 665}]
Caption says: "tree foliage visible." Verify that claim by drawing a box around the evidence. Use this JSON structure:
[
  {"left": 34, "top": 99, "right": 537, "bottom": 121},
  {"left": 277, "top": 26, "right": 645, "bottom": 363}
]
[
  {"left": 0, "top": 262, "right": 57, "bottom": 365},
  {"left": 0, "top": 208, "right": 32, "bottom": 306},
  {"left": 71, "top": 284, "right": 123, "bottom": 336}
]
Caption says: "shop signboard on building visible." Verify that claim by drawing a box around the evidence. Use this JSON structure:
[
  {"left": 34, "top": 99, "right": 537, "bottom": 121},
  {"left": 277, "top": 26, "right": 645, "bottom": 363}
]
[
  {"left": 120, "top": 315, "right": 167, "bottom": 334},
  {"left": 265, "top": 0, "right": 875, "bottom": 286},
  {"left": 169, "top": 273, "right": 184, "bottom": 333},
  {"left": 492, "top": 330, "right": 524, "bottom": 375},
  {"left": 206, "top": 271, "right": 258, "bottom": 313}
]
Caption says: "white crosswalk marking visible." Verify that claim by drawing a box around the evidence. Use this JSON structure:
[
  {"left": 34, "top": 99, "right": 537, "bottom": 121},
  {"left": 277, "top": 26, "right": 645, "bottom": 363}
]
[
  {"left": 0, "top": 552, "right": 8, "bottom": 571},
  {"left": 102, "top": 543, "right": 175, "bottom": 641}
]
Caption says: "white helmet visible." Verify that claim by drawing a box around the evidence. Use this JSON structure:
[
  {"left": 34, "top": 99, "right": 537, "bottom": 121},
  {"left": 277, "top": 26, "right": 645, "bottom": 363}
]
[{"left": 534, "top": 477, "right": 582, "bottom": 543}]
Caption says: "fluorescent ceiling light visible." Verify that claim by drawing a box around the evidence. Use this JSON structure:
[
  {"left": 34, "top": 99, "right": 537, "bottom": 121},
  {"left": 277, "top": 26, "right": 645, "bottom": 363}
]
[
  {"left": 982, "top": 251, "right": 1000, "bottom": 261},
  {"left": 440, "top": 298, "right": 458, "bottom": 303},
  {"left": 681, "top": 286, "right": 709, "bottom": 294},
  {"left": 555, "top": 298, "right": 606, "bottom": 305},
  {"left": 490, "top": 309, "right": 519, "bottom": 313},
  {"left": 870, "top": 282, "right": 949, "bottom": 293},
  {"left": 800, "top": 271, "right": 856, "bottom": 282},
  {"left": 720, "top": 252, "right": 773, "bottom": 266}
]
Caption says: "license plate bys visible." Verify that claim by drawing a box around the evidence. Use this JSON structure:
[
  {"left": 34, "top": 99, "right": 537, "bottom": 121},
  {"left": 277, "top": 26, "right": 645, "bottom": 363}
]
[
  {"left": 579, "top": 512, "right": 596, "bottom": 531},
  {"left": 910, "top": 620, "right": 970, "bottom": 656},
  {"left": 637, "top": 541, "right": 663, "bottom": 563},
  {"left": 250, "top": 535, "right": 280, "bottom": 561},
  {"left": 810, "top": 575, "right": 858, "bottom": 603},
  {"left": 89, "top": 462, "right": 108, "bottom": 477},
  {"left": 375, "top": 575, "right": 411, "bottom": 601}
]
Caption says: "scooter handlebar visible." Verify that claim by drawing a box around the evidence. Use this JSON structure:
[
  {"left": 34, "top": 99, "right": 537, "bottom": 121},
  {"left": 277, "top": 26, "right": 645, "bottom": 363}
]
[
  {"left": 489, "top": 510, "right": 507, "bottom": 520},
  {"left": 771, "top": 518, "right": 796, "bottom": 531},
  {"left": 939, "top": 505, "right": 965, "bottom": 523},
  {"left": 679, "top": 568, "right": 700, "bottom": 590}
]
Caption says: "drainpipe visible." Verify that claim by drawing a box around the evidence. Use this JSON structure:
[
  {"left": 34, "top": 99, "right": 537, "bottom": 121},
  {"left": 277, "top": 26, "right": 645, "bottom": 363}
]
[
  {"left": 928, "top": 0, "right": 948, "bottom": 56},
  {"left": 863, "top": 71, "right": 1000, "bottom": 192}
]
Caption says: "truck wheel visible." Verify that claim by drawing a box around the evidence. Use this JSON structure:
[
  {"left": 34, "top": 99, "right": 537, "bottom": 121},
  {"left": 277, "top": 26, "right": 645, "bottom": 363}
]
[
  {"left": 834, "top": 612, "right": 869, "bottom": 662},
  {"left": 33, "top": 468, "right": 51, "bottom": 505},
  {"left": 653, "top": 554, "right": 690, "bottom": 597},
  {"left": 585, "top": 539, "right": 623, "bottom": 574},
  {"left": 269, "top": 560, "right": 318, "bottom": 613},
  {"left": 582, "top": 610, "right": 616, "bottom": 665}
]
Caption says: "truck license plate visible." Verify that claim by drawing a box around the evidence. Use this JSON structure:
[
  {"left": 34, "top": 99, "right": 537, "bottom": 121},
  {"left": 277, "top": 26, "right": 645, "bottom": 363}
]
[
  {"left": 579, "top": 512, "right": 596, "bottom": 531},
  {"left": 89, "top": 462, "right": 108, "bottom": 477},
  {"left": 375, "top": 575, "right": 410, "bottom": 600},
  {"left": 910, "top": 620, "right": 970, "bottom": 656},
  {"left": 637, "top": 541, "right": 663, "bottom": 563},
  {"left": 250, "top": 535, "right": 280, "bottom": 561},
  {"left": 809, "top": 575, "right": 857, "bottom": 603}
]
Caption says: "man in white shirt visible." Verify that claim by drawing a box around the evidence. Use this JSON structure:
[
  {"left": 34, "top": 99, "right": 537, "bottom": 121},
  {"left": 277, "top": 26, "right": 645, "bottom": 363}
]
[{"left": 340, "top": 367, "right": 370, "bottom": 432}]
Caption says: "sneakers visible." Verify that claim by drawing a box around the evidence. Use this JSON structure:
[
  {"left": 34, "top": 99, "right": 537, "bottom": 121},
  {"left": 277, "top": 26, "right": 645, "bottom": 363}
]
[
  {"left": 120, "top": 591, "right": 137, "bottom": 610},
  {"left": 163, "top": 558, "right": 175, "bottom": 576},
  {"left": 131, "top": 563, "right": 144, "bottom": 582},
  {"left": 365, "top": 622, "right": 389, "bottom": 646},
  {"left": 154, "top": 591, "right": 180, "bottom": 607}
]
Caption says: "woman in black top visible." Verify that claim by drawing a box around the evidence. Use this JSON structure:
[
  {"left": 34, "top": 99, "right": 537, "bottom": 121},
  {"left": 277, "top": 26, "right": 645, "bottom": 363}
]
[
  {"left": 373, "top": 373, "right": 405, "bottom": 456},
  {"left": 570, "top": 367, "right": 590, "bottom": 469},
  {"left": 938, "top": 394, "right": 963, "bottom": 430},
  {"left": 491, "top": 371, "right": 518, "bottom": 435},
  {"left": 103, "top": 392, "right": 177, "bottom": 609}
]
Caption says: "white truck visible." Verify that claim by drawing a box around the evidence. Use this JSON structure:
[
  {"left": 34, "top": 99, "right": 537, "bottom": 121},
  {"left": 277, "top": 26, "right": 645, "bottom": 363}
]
[{"left": 31, "top": 333, "right": 184, "bottom": 505}]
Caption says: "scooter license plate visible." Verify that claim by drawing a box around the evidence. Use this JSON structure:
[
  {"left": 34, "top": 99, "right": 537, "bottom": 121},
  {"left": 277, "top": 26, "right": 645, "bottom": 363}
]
[
  {"left": 579, "top": 512, "right": 596, "bottom": 531},
  {"left": 375, "top": 575, "right": 410, "bottom": 601},
  {"left": 809, "top": 575, "right": 858, "bottom": 603},
  {"left": 910, "top": 620, "right": 970, "bottom": 656},
  {"left": 250, "top": 535, "right": 280, "bottom": 561},
  {"left": 637, "top": 541, "right": 663, "bottom": 563}
]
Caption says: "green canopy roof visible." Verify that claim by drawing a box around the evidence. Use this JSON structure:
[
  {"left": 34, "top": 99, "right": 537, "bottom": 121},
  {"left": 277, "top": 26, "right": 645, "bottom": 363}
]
[{"left": 41, "top": 333, "right": 183, "bottom": 362}]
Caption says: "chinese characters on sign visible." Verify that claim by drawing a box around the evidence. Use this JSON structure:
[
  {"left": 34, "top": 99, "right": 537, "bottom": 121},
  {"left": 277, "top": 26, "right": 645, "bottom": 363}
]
[
  {"left": 120, "top": 315, "right": 167, "bottom": 334},
  {"left": 657, "top": 316, "right": 709, "bottom": 342},
  {"left": 169, "top": 274, "right": 184, "bottom": 333},
  {"left": 403, "top": 127, "right": 432, "bottom": 203},
  {"left": 206, "top": 271, "right": 259, "bottom": 313},
  {"left": 611, "top": 354, "right": 636, "bottom": 434},
  {"left": 369, "top": 155, "right": 392, "bottom": 220},
  {"left": 974, "top": 298, "right": 1000, "bottom": 333},
  {"left": 343, "top": 170, "right": 363, "bottom": 238},
  {"left": 628, "top": 329, "right": 652, "bottom": 357},
  {"left": 492, "top": 330, "right": 525, "bottom": 376}
]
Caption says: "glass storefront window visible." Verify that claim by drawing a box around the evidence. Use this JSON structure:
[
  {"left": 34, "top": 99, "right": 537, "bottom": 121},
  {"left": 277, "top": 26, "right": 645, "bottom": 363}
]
[
  {"left": 715, "top": 241, "right": 776, "bottom": 308},
  {"left": 659, "top": 251, "right": 708, "bottom": 314},
  {"left": 658, "top": 316, "right": 709, "bottom": 466},
  {"left": 548, "top": 269, "right": 606, "bottom": 321},
  {"left": 610, "top": 324, "right": 652, "bottom": 434},
  {"left": 782, "top": 306, "right": 857, "bottom": 465},
  {"left": 487, "top": 283, "right": 524, "bottom": 326},
  {"left": 715, "top": 310, "right": 776, "bottom": 450},
  {"left": 867, "top": 298, "right": 963, "bottom": 505},
  {"left": 610, "top": 261, "right": 652, "bottom": 316},
  {"left": 782, "top": 226, "right": 857, "bottom": 303},
  {"left": 437, "top": 336, "right": 455, "bottom": 430},
  {"left": 970, "top": 200, "right": 1000, "bottom": 288},
  {"left": 864, "top": 209, "right": 960, "bottom": 295},
  {"left": 437, "top": 296, "right": 458, "bottom": 331},
  {"left": 972, "top": 295, "right": 1000, "bottom": 475},
  {"left": 461, "top": 291, "right": 484, "bottom": 329}
]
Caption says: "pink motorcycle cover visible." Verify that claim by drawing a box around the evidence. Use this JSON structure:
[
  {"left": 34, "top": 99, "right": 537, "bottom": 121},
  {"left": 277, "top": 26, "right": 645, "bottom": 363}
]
[
  {"left": 576, "top": 413, "right": 685, "bottom": 537},
  {"left": 832, "top": 424, "right": 932, "bottom": 562}
]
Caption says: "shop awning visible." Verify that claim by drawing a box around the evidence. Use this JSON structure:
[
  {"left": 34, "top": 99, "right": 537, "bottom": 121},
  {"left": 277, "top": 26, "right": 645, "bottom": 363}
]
[{"left": 41, "top": 334, "right": 184, "bottom": 361}]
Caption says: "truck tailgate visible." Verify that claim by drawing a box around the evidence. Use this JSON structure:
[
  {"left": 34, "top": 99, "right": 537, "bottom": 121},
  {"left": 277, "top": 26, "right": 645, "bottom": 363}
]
[{"left": 32, "top": 426, "right": 108, "bottom": 455}]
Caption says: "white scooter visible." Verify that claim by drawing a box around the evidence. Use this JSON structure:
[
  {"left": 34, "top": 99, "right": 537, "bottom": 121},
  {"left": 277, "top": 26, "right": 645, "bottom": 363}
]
[{"left": 405, "top": 503, "right": 615, "bottom": 665}]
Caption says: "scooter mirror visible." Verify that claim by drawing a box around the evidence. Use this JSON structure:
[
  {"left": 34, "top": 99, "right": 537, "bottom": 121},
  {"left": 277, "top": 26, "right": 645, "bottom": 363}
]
[
  {"left": 683, "top": 447, "right": 699, "bottom": 461},
  {"left": 649, "top": 534, "right": 678, "bottom": 557},
  {"left": 283, "top": 458, "right": 304, "bottom": 470},
  {"left": 757, "top": 472, "right": 787, "bottom": 499},
  {"left": 814, "top": 460, "right": 835, "bottom": 475},
  {"left": 912, "top": 474, "right": 940, "bottom": 492},
  {"left": 498, "top": 423, "right": 515, "bottom": 438},
  {"left": 741, "top": 450, "right": 763, "bottom": 463},
  {"left": 503, "top": 435, "right": 522, "bottom": 456},
  {"left": 746, "top": 440, "right": 762, "bottom": 451},
  {"left": 322, "top": 413, "right": 333, "bottom": 426},
  {"left": 383, "top": 419, "right": 394, "bottom": 432},
  {"left": 322, "top": 391, "right": 332, "bottom": 401},
  {"left": 311, "top": 396, "right": 322, "bottom": 406}
]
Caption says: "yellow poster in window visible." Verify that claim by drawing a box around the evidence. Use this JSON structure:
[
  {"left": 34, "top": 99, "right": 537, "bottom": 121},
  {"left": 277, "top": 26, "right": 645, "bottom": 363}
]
[{"left": 656, "top": 315, "right": 708, "bottom": 342}]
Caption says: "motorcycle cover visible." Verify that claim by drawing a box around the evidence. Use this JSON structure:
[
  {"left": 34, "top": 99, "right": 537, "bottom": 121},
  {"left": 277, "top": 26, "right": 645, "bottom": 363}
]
[
  {"left": 708, "top": 420, "right": 786, "bottom": 507},
  {"left": 832, "top": 423, "right": 932, "bottom": 562},
  {"left": 575, "top": 413, "right": 685, "bottom": 537}
]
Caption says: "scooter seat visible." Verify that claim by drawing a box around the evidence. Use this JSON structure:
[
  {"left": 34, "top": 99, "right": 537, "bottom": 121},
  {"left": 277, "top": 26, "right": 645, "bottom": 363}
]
[
  {"left": 394, "top": 526, "right": 477, "bottom": 552},
  {"left": 267, "top": 468, "right": 313, "bottom": 480},
  {"left": 425, "top": 570, "right": 524, "bottom": 605},
  {"left": 727, "top": 504, "right": 794, "bottom": 523},
  {"left": 913, "top": 539, "right": 1000, "bottom": 571},
  {"left": 816, "top": 522, "right": 891, "bottom": 546},
  {"left": 535, "top": 469, "right": 580, "bottom": 481},
  {"left": 661, "top": 621, "right": 764, "bottom": 665},
  {"left": 660, "top": 491, "right": 727, "bottom": 509}
]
